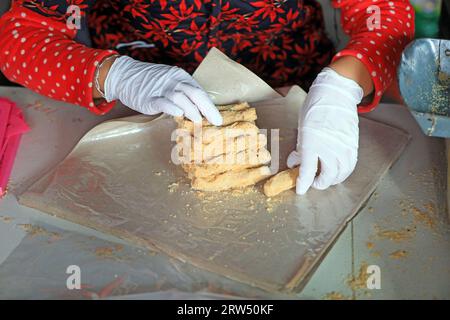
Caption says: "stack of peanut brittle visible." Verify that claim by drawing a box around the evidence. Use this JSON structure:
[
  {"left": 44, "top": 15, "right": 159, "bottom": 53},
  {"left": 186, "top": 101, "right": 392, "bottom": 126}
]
[{"left": 174, "top": 102, "right": 272, "bottom": 191}]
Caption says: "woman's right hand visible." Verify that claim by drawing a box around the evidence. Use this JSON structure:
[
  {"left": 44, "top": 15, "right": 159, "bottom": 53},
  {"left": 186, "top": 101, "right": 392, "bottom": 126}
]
[{"left": 103, "top": 56, "right": 223, "bottom": 126}]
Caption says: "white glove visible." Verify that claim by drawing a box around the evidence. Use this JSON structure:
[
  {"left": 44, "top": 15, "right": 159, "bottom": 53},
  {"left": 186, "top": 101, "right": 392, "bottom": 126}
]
[
  {"left": 287, "top": 67, "right": 363, "bottom": 195},
  {"left": 104, "top": 56, "right": 223, "bottom": 126}
]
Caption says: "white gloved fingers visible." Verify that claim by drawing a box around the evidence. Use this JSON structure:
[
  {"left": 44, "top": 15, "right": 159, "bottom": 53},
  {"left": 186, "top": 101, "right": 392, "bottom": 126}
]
[
  {"left": 334, "top": 153, "right": 358, "bottom": 184},
  {"left": 146, "top": 97, "right": 183, "bottom": 117},
  {"left": 312, "top": 157, "right": 338, "bottom": 190},
  {"left": 296, "top": 152, "right": 319, "bottom": 195},
  {"left": 177, "top": 82, "right": 223, "bottom": 126},
  {"left": 170, "top": 91, "right": 203, "bottom": 123},
  {"left": 287, "top": 150, "right": 301, "bottom": 168}
]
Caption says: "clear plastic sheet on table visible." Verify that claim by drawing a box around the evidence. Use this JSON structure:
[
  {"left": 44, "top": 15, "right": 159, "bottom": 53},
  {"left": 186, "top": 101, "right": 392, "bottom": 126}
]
[{"left": 18, "top": 48, "right": 411, "bottom": 293}]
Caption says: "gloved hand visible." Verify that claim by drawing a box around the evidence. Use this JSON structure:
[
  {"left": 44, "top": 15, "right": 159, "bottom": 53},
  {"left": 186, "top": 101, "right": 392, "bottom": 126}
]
[
  {"left": 287, "top": 67, "right": 363, "bottom": 195},
  {"left": 104, "top": 56, "right": 223, "bottom": 126}
]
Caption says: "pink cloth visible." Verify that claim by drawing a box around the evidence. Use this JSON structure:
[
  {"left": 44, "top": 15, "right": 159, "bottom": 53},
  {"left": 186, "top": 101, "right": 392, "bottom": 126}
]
[{"left": 0, "top": 98, "right": 29, "bottom": 196}]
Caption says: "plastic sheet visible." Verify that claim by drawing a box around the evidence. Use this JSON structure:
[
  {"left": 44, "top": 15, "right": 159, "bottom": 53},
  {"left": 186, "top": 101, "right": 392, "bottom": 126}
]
[{"left": 18, "top": 48, "right": 411, "bottom": 293}]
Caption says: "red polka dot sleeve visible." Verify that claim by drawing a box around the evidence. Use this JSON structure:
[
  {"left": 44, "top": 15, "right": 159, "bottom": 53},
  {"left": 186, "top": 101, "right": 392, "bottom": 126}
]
[
  {"left": 0, "top": 4, "right": 118, "bottom": 115},
  {"left": 331, "top": 0, "right": 415, "bottom": 112}
]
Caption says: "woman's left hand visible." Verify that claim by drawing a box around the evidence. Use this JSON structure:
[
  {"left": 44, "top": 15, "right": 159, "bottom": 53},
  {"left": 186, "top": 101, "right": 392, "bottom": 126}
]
[{"left": 287, "top": 67, "right": 364, "bottom": 195}]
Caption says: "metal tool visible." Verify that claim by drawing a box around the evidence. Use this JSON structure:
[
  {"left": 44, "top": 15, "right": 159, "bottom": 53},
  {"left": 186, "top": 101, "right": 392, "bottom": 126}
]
[{"left": 398, "top": 38, "right": 450, "bottom": 138}]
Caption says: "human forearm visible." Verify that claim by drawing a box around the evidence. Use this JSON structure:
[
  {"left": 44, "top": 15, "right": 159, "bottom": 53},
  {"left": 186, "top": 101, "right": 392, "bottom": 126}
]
[
  {"left": 331, "top": 0, "right": 414, "bottom": 112},
  {"left": 0, "top": 5, "right": 118, "bottom": 115}
]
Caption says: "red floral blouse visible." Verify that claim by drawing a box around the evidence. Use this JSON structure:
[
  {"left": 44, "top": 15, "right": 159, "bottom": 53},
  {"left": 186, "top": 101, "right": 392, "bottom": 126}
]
[{"left": 0, "top": 0, "right": 414, "bottom": 114}]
